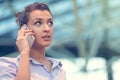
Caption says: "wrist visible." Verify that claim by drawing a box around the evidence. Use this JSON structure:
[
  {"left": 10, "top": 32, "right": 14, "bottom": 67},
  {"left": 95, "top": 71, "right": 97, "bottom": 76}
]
[{"left": 21, "top": 51, "right": 30, "bottom": 55}]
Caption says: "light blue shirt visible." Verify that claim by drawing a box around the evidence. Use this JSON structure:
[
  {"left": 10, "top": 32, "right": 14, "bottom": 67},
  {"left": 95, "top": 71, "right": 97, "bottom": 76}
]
[{"left": 0, "top": 55, "right": 66, "bottom": 80}]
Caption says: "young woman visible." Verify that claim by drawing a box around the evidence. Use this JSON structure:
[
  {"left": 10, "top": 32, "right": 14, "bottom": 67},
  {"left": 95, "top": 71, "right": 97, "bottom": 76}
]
[{"left": 0, "top": 2, "right": 66, "bottom": 80}]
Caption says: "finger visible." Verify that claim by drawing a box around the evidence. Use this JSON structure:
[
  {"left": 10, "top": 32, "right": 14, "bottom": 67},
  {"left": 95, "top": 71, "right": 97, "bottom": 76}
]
[
  {"left": 16, "top": 36, "right": 24, "bottom": 41},
  {"left": 23, "top": 30, "right": 34, "bottom": 37},
  {"left": 16, "top": 30, "right": 33, "bottom": 40},
  {"left": 24, "top": 32, "right": 35, "bottom": 38},
  {"left": 18, "top": 29, "right": 33, "bottom": 37}
]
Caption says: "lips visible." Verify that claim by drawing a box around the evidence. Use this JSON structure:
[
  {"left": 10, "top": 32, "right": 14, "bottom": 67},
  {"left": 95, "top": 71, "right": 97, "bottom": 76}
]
[{"left": 42, "top": 35, "right": 51, "bottom": 41}]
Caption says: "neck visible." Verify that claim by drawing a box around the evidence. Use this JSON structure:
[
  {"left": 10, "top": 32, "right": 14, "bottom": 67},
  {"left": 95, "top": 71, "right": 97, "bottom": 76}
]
[{"left": 30, "top": 46, "right": 46, "bottom": 63}]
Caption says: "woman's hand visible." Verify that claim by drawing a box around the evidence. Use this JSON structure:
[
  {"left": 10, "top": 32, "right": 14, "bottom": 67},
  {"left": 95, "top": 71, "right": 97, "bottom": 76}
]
[{"left": 16, "top": 26, "right": 34, "bottom": 54}]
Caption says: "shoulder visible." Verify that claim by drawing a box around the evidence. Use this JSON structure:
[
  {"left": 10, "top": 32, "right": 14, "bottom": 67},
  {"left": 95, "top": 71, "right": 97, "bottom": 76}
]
[
  {"left": 0, "top": 57, "right": 18, "bottom": 79},
  {"left": 0, "top": 57, "right": 18, "bottom": 67}
]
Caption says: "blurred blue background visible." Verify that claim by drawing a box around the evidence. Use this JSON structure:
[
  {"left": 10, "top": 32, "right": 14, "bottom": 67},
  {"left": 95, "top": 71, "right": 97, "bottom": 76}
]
[{"left": 0, "top": 0, "right": 120, "bottom": 80}]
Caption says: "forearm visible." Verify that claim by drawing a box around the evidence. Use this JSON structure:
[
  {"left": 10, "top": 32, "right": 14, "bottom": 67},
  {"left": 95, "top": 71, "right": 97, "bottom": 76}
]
[{"left": 15, "top": 52, "right": 30, "bottom": 80}]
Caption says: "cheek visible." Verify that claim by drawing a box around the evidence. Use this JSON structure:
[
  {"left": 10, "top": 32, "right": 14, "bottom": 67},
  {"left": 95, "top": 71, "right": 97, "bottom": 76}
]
[
  {"left": 32, "top": 29, "right": 40, "bottom": 38},
  {"left": 51, "top": 28, "right": 54, "bottom": 34},
  {"left": 34, "top": 30, "right": 42, "bottom": 37}
]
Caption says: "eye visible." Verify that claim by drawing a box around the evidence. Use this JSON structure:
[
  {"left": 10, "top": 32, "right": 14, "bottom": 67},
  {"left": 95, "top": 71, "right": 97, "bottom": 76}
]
[
  {"left": 34, "top": 21, "right": 41, "bottom": 26},
  {"left": 48, "top": 20, "right": 53, "bottom": 26}
]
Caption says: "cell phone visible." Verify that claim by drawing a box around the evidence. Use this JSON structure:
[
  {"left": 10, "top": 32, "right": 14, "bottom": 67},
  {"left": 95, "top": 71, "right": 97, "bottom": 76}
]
[{"left": 21, "top": 24, "right": 35, "bottom": 48}]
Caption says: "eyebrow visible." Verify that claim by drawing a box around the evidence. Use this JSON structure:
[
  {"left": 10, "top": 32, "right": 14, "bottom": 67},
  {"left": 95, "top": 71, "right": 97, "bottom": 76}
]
[{"left": 34, "top": 18, "right": 53, "bottom": 21}]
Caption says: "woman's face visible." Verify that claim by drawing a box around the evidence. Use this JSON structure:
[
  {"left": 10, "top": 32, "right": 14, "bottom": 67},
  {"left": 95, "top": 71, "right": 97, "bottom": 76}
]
[{"left": 27, "top": 10, "right": 53, "bottom": 47}]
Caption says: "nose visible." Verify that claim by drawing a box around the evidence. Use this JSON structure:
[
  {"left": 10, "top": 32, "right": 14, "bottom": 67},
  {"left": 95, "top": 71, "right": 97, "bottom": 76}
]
[{"left": 43, "top": 24, "right": 50, "bottom": 33}]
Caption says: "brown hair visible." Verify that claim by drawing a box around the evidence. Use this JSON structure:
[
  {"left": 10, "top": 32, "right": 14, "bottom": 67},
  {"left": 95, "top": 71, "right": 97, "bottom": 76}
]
[{"left": 16, "top": 2, "right": 52, "bottom": 28}]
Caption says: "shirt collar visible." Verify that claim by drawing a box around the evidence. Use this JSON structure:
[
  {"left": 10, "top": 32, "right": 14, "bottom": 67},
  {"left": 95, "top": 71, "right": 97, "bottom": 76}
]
[
  {"left": 16, "top": 55, "right": 62, "bottom": 69},
  {"left": 47, "top": 57, "right": 62, "bottom": 70},
  {"left": 16, "top": 55, "right": 43, "bottom": 66}
]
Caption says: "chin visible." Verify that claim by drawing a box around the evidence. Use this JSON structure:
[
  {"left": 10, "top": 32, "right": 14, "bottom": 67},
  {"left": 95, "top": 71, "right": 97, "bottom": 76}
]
[
  {"left": 42, "top": 44, "right": 51, "bottom": 47},
  {"left": 33, "top": 40, "right": 51, "bottom": 48},
  {"left": 41, "top": 42, "right": 51, "bottom": 47}
]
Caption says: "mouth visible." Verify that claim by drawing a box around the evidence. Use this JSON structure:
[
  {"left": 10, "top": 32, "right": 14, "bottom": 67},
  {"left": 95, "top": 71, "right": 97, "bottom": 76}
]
[{"left": 42, "top": 35, "right": 51, "bottom": 41}]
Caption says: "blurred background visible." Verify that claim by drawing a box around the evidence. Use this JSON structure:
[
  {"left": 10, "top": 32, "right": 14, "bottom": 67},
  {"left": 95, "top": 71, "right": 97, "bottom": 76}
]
[{"left": 0, "top": 0, "right": 120, "bottom": 80}]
